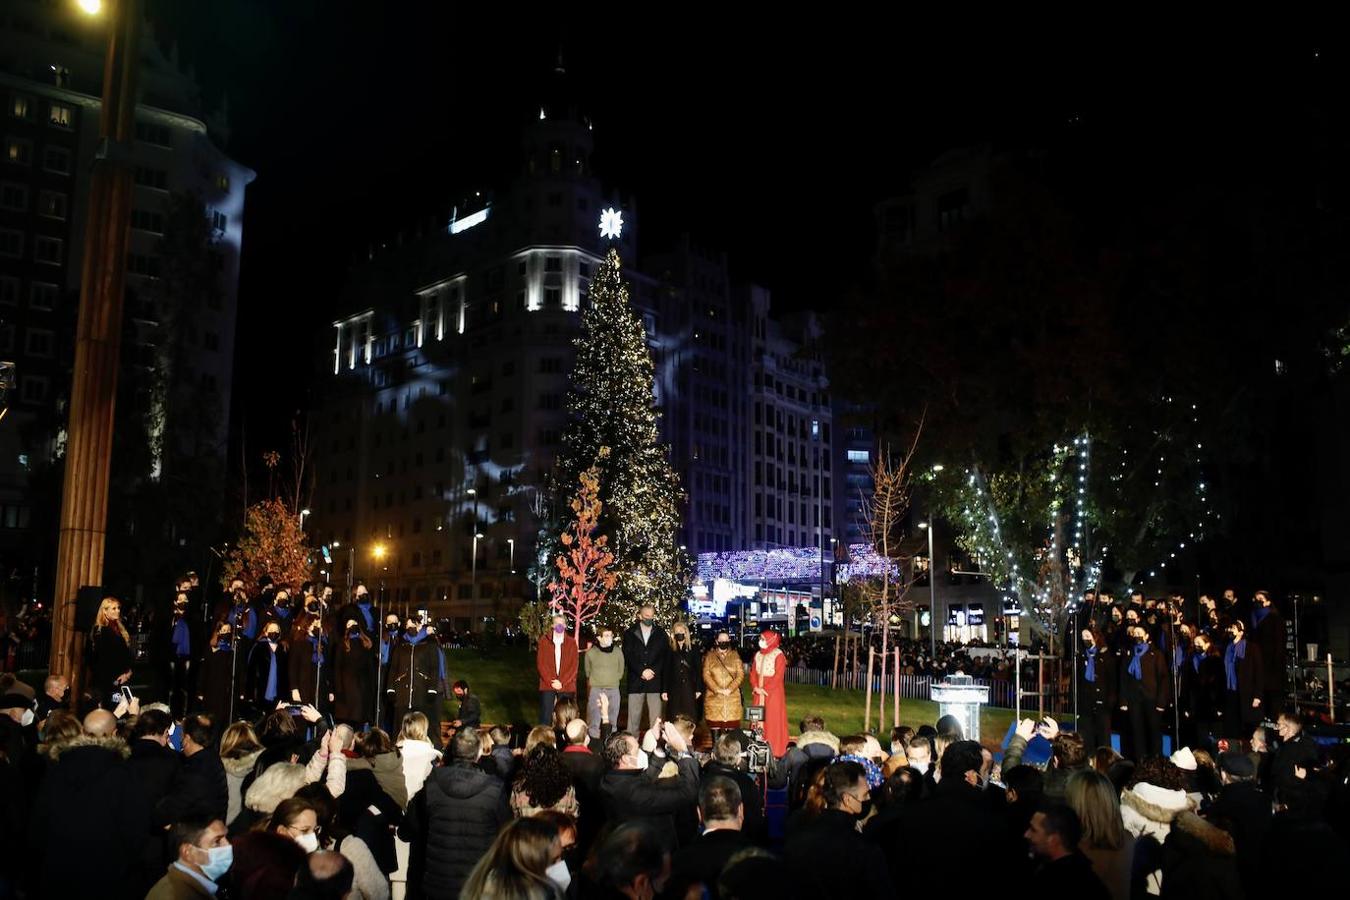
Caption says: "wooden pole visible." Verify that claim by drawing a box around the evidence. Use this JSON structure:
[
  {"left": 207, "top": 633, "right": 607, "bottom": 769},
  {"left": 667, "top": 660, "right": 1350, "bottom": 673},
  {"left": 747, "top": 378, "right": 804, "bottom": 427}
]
[
  {"left": 894, "top": 646, "right": 901, "bottom": 728},
  {"left": 1038, "top": 652, "right": 1046, "bottom": 722},
  {"left": 831, "top": 633, "right": 840, "bottom": 690},
  {"left": 864, "top": 646, "right": 876, "bottom": 733}
]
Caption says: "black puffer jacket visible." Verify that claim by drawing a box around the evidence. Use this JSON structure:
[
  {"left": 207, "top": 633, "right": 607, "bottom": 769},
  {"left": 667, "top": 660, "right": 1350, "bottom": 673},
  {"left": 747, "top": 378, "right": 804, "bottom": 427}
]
[{"left": 400, "top": 760, "right": 510, "bottom": 900}]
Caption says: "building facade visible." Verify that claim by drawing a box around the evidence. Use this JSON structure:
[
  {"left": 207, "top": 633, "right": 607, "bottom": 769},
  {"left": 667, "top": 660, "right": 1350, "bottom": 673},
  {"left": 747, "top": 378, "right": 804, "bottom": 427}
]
[{"left": 0, "top": 2, "right": 253, "bottom": 600}]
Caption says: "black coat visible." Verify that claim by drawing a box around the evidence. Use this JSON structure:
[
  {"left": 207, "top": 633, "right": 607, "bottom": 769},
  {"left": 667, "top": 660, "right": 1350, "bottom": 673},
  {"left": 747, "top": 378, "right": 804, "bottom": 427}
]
[
  {"left": 128, "top": 739, "right": 182, "bottom": 825},
  {"left": 339, "top": 767, "right": 403, "bottom": 874},
  {"left": 785, "top": 809, "right": 895, "bottom": 898},
  {"left": 333, "top": 634, "right": 376, "bottom": 724},
  {"left": 399, "top": 760, "right": 510, "bottom": 900},
  {"left": 886, "top": 778, "right": 1029, "bottom": 895},
  {"left": 89, "top": 625, "right": 134, "bottom": 702},
  {"left": 244, "top": 641, "right": 289, "bottom": 709},
  {"left": 1159, "top": 812, "right": 1243, "bottom": 900},
  {"left": 288, "top": 636, "right": 331, "bottom": 707},
  {"left": 1031, "top": 852, "right": 1111, "bottom": 898},
  {"left": 385, "top": 637, "right": 444, "bottom": 711},
  {"left": 1119, "top": 645, "right": 1173, "bottom": 709},
  {"left": 29, "top": 737, "right": 151, "bottom": 900},
  {"left": 1251, "top": 607, "right": 1287, "bottom": 696},
  {"left": 701, "top": 761, "right": 765, "bottom": 840},
  {"left": 156, "top": 747, "right": 228, "bottom": 826},
  {"left": 1182, "top": 653, "right": 1226, "bottom": 722},
  {"left": 1226, "top": 639, "right": 1265, "bottom": 719},
  {"left": 1078, "top": 647, "right": 1117, "bottom": 710},
  {"left": 198, "top": 643, "right": 240, "bottom": 722},
  {"left": 1207, "top": 781, "right": 1270, "bottom": 895},
  {"left": 1271, "top": 732, "right": 1321, "bottom": 800},
  {"left": 599, "top": 755, "right": 700, "bottom": 849},
  {"left": 621, "top": 624, "right": 671, "bottom": 693},
  {"left": 454, "top": 692, "right": 482, "bottom": 728},
  {"left": 664, "top": 645, "right": 702, "bottom": 720},
  {"left": 670, "top": 828, "right": 754, "bottom": 900}
]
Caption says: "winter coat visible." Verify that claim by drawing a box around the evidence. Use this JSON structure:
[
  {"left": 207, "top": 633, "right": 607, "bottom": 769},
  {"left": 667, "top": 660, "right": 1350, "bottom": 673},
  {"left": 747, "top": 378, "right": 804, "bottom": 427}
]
[
  {"left": 399, "top": 760, "right": 510, "bottom": 900},
  {"left": 89, "top": 625, "right": 134, "bottom": 701},
  {"left": 340, "top": 757, "right": 404, "bottom": 874},
  {"left": 1159, "top": 811, "right": 1242, "bottom": 900},
  {"left": 333, "top": 634, "right": 376, "bottom": 724},
  {"left": 288, "top": 635, "right": 331, "bottom": 707},
  {"left": 621, "top": 623, "right": 671, "bottom": 693},
  {"left": 1031, "top": 852, "right": 1111, "bottom": 898},
  {"left": 223, "top": 749, "right": 264, "bottom": 825},
  {"left": 1271, "top": 732, "right": 1321, "bottom": 801},
  {"left": 536, "top": 635, "right": 579, "bottom": 693},
  {"left": 784, "top": 731, "right": 839, "bottom": 808},
  {"left": 599, "top": 755, "right": 700, "bottom": 849},
  {"left": 332, "top": 833, "right": 389, "bottom": 900},
  {"left": 29, "top": 735, "right": 150, "bottom": 900},
  {"left": 385, "top": 637, "right": 444, "bottom": 711},
  {"left": 702, "top": 649, "right": 744, "bottom": 724},
  {"left": 397, "top": 739, "right": 441, "bottom": 800},
  {"left": 129, "top": 738, "right": 182, "bottom": 824},
  {"left": 198, "top": 644, "right": 239, "bottom": 724},
  {"left": 583, "top": 643, "right": 624, "bottom": 688},
  {"left": 157, "top": 747, "right": 228, "bottom": 826},
  {"left": 664, "top": 645, "right": 702, "bottom": 720},
  {"left": 1119, "top": 645, "right": 1173, "bottom": 710},
  {"left": 1082, "top": 834, "right": 1136, "bottom": 900},
  {"left": 244, "top": 640, "right": 290, "bottom": 710},
  {"left": 1181, "top": 653, "right": 1226, "bottom": 723},
  {"left": 670, "top": 827, "right": 754, "bottom": 900},
  {"left": 1251, "top": 606, "right": 1287, "bottom": 696},
  {"left": 1121, "top": 782, "right": 1194, "bottom": 895},
  {"left": 1078, "top": 647, "right": 1117, "bottom": 710},
  {"left": 145, "top": 865, "right": 215, "bottom": 900},
  {"left": 786, "top": 808, "right": 895, "bottom": 897}
]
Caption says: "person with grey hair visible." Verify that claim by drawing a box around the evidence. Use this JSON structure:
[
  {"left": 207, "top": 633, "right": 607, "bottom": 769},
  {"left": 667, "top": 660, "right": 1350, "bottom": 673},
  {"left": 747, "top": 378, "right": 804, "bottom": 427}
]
[{"left": 700, "top": 732, "right": 764, "bottom": 839}]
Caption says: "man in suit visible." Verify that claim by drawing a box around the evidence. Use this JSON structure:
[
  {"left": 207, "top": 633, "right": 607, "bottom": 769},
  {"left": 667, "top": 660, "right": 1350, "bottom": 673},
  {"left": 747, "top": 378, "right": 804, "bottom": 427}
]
[
  {"left": 669, "top": 775, "right": 753, "bottom": 900},
  {"left": 621, "top": 605, "right": 670, "bottom": 732}
]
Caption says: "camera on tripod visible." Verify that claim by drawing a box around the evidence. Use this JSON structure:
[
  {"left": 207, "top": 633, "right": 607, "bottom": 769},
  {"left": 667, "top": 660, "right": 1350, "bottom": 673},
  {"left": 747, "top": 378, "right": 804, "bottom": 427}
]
[{"left": 744, "top": 707, "right": 771, "bottom": 775}]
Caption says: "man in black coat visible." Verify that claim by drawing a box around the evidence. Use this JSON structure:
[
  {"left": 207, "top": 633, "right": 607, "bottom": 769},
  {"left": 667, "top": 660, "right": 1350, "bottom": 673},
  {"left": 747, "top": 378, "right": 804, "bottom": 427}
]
[
  {"left": 1024, "top": 805, "right": 1110, "bottom": 898},
  {"left": 669, "top": 775, "right": 754, "bottom": 900},
  {"left": 385, "top": 621, "right": 447, "bottom": 739},
  {"left": 449, "top": 680, "right": 480, "bottom": 730},
  {"left": 1118, "top": 624, "right": 1172, "bottom": 759},
  {"left": 1271, "top": 709, "right": 1322, "bottom": 803},
  {"left": 621, "top": 605, "right": 670, "bottom": 732},
  {"left": 1207, "top": 752, "right": 1270, "bottom": 897},
  {"left": 702, "top": 733, "right": 765, "bottom": 841},
  {"left": 599, "top": 723, "right": 699, "bottom": 850},
  {"left": 1250, "top": 590, "right": 1287, "bottom": 713},
  {"left": 127, "top": 709, "right": 182, "bottom": 894},
  {"left": 29, "top": 710, "right": 151, "bottom": 900},
  {"left": 400, "top": 726, "right": 510, "bottom": 900},
  {"left": 156, "top": 714, "right": 228, "bottom": 826},
  {"left": 784, "top": 761, "right": 894, "bottom": 898}
]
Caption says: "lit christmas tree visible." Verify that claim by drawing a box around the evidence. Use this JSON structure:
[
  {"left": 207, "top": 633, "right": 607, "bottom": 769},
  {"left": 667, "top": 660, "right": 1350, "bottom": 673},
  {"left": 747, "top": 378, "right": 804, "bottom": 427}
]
[{"left": 550, "top": 247, "right": 689, "bottom": 630}]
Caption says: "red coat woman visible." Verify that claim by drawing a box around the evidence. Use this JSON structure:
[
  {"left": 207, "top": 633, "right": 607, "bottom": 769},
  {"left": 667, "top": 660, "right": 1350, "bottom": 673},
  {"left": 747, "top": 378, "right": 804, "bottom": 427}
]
[{"left": 750, "top": 630, "right": 788, "bottom": 756}]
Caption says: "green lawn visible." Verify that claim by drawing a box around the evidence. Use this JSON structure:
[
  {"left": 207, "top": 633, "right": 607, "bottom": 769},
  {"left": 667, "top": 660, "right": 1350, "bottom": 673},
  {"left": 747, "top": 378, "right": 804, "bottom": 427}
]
[{"left": 445, "top": 648, "right": 1015, "bottom": 750}]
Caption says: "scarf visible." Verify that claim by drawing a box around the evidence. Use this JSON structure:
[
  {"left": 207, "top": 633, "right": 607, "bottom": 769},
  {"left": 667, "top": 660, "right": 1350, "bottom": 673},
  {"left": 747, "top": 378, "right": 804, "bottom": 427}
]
[
  {"left": 310, "top": 636, "right": 326, "bottom": 666},
  {"left": 1252, "top": 605, "right": 1272, "bottom": 629},
  {"left": 356, "top": 601, "right": 374, "bottom": 632},
  {"left": 1224, "top": 639, "right": 1245, "bottom": 691},
  {"left": 234, "top": 604, "right": 258, "bottom": 639},
  {"left": 171, "top": 617, "right": 191, "bottom": 658},
  {"left": 1172, "top": 642, "right": 1186, "bottom": 674},
  {"left": 1084, "top": 646, "right": 1097, "bottom": 683},
  {"left": 263, "top": 644, "right": 278, "bottom": 701},
  {"left": 1192, "top": 651, "right": 1204, "bottom": 674},
  {"left": 1128, "top": 643, "right": 1148, "bottom": 680}
]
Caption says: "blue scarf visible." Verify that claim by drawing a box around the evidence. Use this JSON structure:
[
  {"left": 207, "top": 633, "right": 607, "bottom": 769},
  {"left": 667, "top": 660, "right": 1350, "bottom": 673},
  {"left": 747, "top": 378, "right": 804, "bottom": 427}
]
[
  {"left": 380, "top": 635, "right": 392, "bottom": 665},
  {"left": 1252, "top": 605, "right": 1272, "bottom": 629},
  {"left": 234, "top": 604, "right": 258, "bottom": 639},
  {"left": 1128, "top": 643, "right": 1148, "bottom": 680},
  {"left": 171, "top": 617, "right": 191, "bottom": 658},
  {"left": 274, "top": 606, "right": 292, "bottom": 622},
  {"left": 404, "top": 629, "right": 447, "bottom": 680},
  {"left": 1085, "top": 646, "right": 1097, "bottom": 683},
  {"left": 357, "top": 601, "right": 374, "bottom": 632},
  {"left": 1225, "top": 639, "right": 1245, "bottom": 691},
  {"left": 1192, "top": 651, "right": 1204, "bottom": 674},
  {"left": 1172, "top": 642, "right": 1186, "bottom": 674},
  {"left": 406, "top": 628, "right": 428, "bottom": 645},
  {"left": 263, "top": 642, "right": 279, "bottom": 701},
  {"left": 310, "top": 636, "right": 326, "bottom": 666},
  {"left": 215, "top": 639, "right": 231, "bottom": 652}
]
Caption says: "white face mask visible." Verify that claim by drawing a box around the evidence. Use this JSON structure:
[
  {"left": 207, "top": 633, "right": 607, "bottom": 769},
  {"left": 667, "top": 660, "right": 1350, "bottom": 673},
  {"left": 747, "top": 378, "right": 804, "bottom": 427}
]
[
  {"left": 20, "top": 708, "right": 34, "bottom": 728},
  {"left": 545, "top": 859, "right": 572, "bottom": 892},
  {"left": 634, "top": 749, "right": 649, "bottom": 770},
  {"left": 197, "top": 843, "right": 234, "bottom": 882},
  {"left": 294, "top": 832, "right": 319, "bottom": 854},
  {"left": 758, "top": 640, "right": 768, "bottom": 650}
]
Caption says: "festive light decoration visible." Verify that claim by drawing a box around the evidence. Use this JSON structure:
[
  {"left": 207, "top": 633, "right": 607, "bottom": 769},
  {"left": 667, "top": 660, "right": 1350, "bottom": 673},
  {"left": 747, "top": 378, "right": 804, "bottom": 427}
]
[
  {"left": 548, "top": 248, "right": 689, "bottom": 631},
  {"left": 547, "top": 453, "right": 619, "bottom": 642},
  {"left": 599, "top": 207, "right": 624, "bottom": 240}
]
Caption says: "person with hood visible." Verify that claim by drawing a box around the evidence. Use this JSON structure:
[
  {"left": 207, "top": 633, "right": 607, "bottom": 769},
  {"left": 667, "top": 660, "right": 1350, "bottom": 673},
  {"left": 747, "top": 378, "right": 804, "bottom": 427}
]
[
  {"left": 29, "top": 710, "right": 151, "bottom": 899},
  {"left": 219, "top": 721, "right": 265, "bottom": 826},
  {"left": 1118, "top": 624, "right": 1172, "bottom": 760},
  {"left": 399, "top": 725, "right": 511, "bottom": 900},
  {"left": 622, "top": 605, "right": 670, "bottom": 732},
  {"left": 536, "top": 615, "right": 579, "bottom": 725},
  {"left": 244, "top": 620, "right": 289, "bottom": 718},
  {"left": 702, "top": 631, "right": 744, "bottom": 732},
  {"left": 583, "top": 627, "right": 624, "bottom": 740},
  {"left": 333, "top": 616, "right": 376, "bottom": 727},
  {"left": 1222, "top": 618, "right": 1264, "bottom": 738},
  {"left": 385, "top": 618, "right": 447, "bottom": 740},
  {"left": 1158, "top": 807, "right": 1242, "bottom": 900},
  {"left": 1120, "top": 758, "right": 1194, "bottom": 895},
  {"left": 783, "top": 716, "right": 840, "bottom": 809},
  {"left": 749, "top": 630, "right": 788, "bottom": 757},
  {"left": 663, "top": 621, "right": 702, "bottom": 722}
]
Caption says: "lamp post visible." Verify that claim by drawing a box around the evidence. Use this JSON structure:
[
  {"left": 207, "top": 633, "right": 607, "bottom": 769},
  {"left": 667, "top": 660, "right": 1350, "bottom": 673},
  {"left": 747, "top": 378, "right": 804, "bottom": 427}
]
[
  {"left": 299, "top": 508, "right": 312, "bottom": 528},
  {"left": 49, "top": 0, "right": 143, "bottom": 696},
  {"left": 507, "top": 537, "right": 515, "bottom": 574},
  {"left": 919, "top": 522, "right": 937, "bottom": 659},
  {"left": 472, "top": 532, "right": 484, "bottom": 629}
]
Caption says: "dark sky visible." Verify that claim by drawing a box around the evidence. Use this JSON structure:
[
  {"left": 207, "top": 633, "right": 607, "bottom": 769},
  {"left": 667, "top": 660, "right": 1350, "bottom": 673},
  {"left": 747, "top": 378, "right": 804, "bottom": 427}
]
[{"left": 157, "top": 3, "right": 1330, "bottom": 457}]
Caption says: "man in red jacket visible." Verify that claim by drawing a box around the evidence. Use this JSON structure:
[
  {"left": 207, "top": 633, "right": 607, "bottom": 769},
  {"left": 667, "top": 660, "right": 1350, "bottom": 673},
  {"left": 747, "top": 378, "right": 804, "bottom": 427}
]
[{"left": 537, "top": 615, "right": 579, "bottom": 724}]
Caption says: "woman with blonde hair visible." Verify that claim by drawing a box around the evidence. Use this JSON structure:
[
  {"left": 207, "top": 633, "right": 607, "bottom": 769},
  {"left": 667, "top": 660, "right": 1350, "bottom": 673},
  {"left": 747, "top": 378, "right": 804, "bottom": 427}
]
[
  {"left": 1066, "top": 768, "right": 1135, "bottom": 900},
  {"left": 220, "top": 721, "right": 265, "bottom": 826},
  {"left": 397, "top": 711, "right": 440, "bottom": 798},
  {"left": 90, "top": 596, "right": 133, "bottom": 709},
  {"left": 459, "top": 816, "right": 563, "bottom": 900},
  {"left": 524, "top": 725, "right": 556, "bottom": 754},
  {"left": 664, "top": 621, "right": 702, "bottom": 721}
]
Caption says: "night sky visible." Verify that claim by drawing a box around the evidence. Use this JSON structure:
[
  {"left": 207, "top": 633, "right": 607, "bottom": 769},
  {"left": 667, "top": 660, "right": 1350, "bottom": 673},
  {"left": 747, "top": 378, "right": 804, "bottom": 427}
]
[{"left": 157, "top": 4, "right": 1332, "bottom": 458}]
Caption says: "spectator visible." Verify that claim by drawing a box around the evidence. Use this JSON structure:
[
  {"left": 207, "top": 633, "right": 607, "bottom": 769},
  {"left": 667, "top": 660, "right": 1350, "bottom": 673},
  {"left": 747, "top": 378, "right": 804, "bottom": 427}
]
[
  {"left": 1004, "top": 718, "right": 1088, "bottom": 802},
  {"left": 935, "top": 714, "right": 964, "bottom": 739},
  {"left": 129, "top": 708, "right": 184, "bottom": 889},
  {"left": 159, "top": 713, "right": 229, "bottom": 826},
  {"left": 1159, "top": 806, "right": 1242, "bottom": 900},
  {"left": 236, "top": 761, "right": 310, "bottom": 835},
  {"left": 526, "top": 724, "right": 558, "bottom": 754},
  {"left": 291, "top": 850, "right": 356, "bottom": 900},
  {"left": 1120, "top": 758, "right": 1192, "bottom": 895},
  {"left": 584, "top": 627, "right": 625, "bottom": 740},
  {"left": 29, "top": 709, "right": 150, "bottom": 899},
  {"left": 34, "top": 673, "right": 68, "bottom": 724},
  {"left": 1067, "top": 769, "right": 1135, "bottom": 900},
  {"left": 145, "top": 817, "right": 232, "bottom": 900},
  {"left": 397, "top": 711, "right": 441, "bottom": 799},
  {"left": 460, "top": 816, "right": 563, "bottom": 899},
  {"left": 295, "top": 783, "right": 388, "bottom": 900},
  {"left": 229, "top": 830, "right": 307, "bottom": 900},
  {"left": 1024, "top": 804, "right": 1110, "bottom": 897},
  {"left": 889, "top": 725, "right": 914, "bottom": 757},
  {"left": 270, "top": 796, "right": 322, "bottom": 853},
  {"left": 512, "top": 743, "right": 580, "bottom": 819},
  {"left": 599, "top": 722, "right": 699, "bottom": 850},
  {"left": 400, "top": 724, "right": 511, "bottom": 899},
  {"left": 449, "top": 680, "right": 480, "bottom": 731},
  {"left": 220, "top": 721, "right": 266, "bottom": 826},
  {"left": 338, "top": 728, "right": 404, "bottom": 874},
  {"left": 669, "top": 775, "right": 751, "bottom": 900},
  {"left": 1271, "top": 709, "right": 1321, "bottom": 804},
  {"left": 1207, "top": 751, "right": 1269, "bottom": 896},
  {"left": 836, "top": 733, "right": 883, "bottom": 789},
  {"left": 486, "top": 725, "right": 517, "bottom": 781},
  {"left": 253, "top": 708, "right": 306, "bottom": 779},
  {"left": 783, "top": 716, "right": 838, "bottom": 808},
  {"left": 701, "top": 733, "right": 765, "bottom": 839},
  {"left": 784, "top": 761, "right": 894, "bottom": 896},
  {"left": 579, "top": 822, "right": 670, "bottom": 900},
  {"left": 1001, "top": 764, "right": 1045, "bottom": 844}
]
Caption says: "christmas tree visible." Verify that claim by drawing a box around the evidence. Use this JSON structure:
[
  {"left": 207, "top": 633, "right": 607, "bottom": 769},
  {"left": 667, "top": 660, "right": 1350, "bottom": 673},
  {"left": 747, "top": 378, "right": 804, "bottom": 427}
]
[{"left": 551, "top": 247, "right": 689, "bottom": 630}]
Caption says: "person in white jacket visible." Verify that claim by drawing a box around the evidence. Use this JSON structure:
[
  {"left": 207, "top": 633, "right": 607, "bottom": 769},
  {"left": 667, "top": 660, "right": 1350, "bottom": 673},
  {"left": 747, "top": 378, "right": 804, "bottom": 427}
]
[
  {"left": 396, "top": 711, "right": 441, "bottom": 799},
  {"left": 1119, "top": 760, "right": 1195, "bottom": 895}
]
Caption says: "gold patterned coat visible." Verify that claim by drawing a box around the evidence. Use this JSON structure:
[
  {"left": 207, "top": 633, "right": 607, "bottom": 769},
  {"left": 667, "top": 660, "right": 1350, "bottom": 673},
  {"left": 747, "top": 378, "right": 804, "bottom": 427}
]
[{"left": 702, "top": 648, "right": 744, "bottom": 723}]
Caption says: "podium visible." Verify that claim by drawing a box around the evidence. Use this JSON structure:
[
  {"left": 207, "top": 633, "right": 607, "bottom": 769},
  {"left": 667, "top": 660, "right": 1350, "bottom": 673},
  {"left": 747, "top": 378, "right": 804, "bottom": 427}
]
[{"left": 931, "top": 675, "right": 990, "bottom": 742}]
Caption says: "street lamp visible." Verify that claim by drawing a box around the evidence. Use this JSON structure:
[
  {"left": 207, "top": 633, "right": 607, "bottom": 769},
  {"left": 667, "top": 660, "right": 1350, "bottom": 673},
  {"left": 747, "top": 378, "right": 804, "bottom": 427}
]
[
  {"left": 77, "top": 0, "right": 103, "bottom": 15},
  {"left": 507, "top": 537, "right": 515, "bottom": 574},
  {"left": 918, "top": 521, "right": 937, "bottom": 658},
  {"left": 299, "top": 508, "right": 312, "bottom": 528},
  {"left": 472, "top": 532, "right": 484, "bottom": 629}
]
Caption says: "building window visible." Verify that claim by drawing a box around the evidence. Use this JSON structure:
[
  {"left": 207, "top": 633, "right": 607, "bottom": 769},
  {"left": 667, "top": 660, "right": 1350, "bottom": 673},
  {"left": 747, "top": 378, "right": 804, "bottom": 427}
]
[
  {"left": 10, "top": 96, "right": 33, "bottom": 120},
  {"left": 33, "top": 236, "right": 62, "bottom": 265},
  {"left": 545, "top": 256, "right": 562, "bottom": 273},
  {"left": 846, "top": 449, "right": 870, "bottom": 464},
  {"left": 4, "top": 138, "right": 32, "bottom": 166},
  {"left": 578, "top": 261, "right": 589, "bottom": 277},
  {"left": 0, "top": 324, "right": 12, "bottom": 352},
  {"left": 130, "top": 208, "right": 163, "bottom": 233},
  {"left": 20, "top": 376, "right": 48, "bottom": 405},
  {"left": 0, "top": 182, "right": 27, "bottom": 211},
  {"left": 37, "top": 189, "right": 66, "bottom": 219},
  {"left": 134, "top": 121, "right": 172, "bottom": 147},
  {"left": 29, "top": 282, "right": 57, "bottom": 310},
  {"left": 126, "top": 253, "right": 161, "bottom": 278},
  {"left": 42, "top": 146, "right": 70, "bottom": 174},
  {"left": 48, "top": 103, "right": 73, "bottom": 128},
  {"left": 1, "top": 228, "right": 26, "bottom": 258},
  {"left": 214, "top": 173, "right": 230, "bottom": 192},
  {"left": 544, "top": 287, "right": 561, "bottom": 308},
  {"left": 24, "top": 328, "right": 54, "bottom": 357},
  {"left": 210, "top": 209, "right": 227, "bottom": 233},
  {"left": 0, "top": 276, "right": 18, "bottom": 305},
  {"left": 134, "top": 166, "right": 167, "bottom": 190}
]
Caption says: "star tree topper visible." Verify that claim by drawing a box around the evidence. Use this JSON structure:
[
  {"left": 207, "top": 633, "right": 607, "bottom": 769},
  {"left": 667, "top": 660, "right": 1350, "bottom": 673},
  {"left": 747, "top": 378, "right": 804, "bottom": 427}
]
[{"left": 599, "top": 207, "right": 624, "bottom": 240}]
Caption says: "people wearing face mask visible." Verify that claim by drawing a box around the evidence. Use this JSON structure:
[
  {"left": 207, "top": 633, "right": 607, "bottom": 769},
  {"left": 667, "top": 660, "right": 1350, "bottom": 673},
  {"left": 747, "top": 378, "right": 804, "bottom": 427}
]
[
  {"left": 537, "top": 616, "right": 579, "bottom": 725},
  {"left": 288, "top": 614, "right": 332, "bottom": 711},
  {"left": 1117, "top": 625, "right": 1171, "bottom": 759},
  {"left": 584, "top": 628, "right": 624, "bottom": 740},
  {"left": 245, "top": 623, "right": 289, "bottom": 718},
  {"left": 1222, "top": 618, "right": 1264, "bottom": 738},
  {"left": 622, "top": 605, "right": 671, "bottom": 732},
  {"left": 386, "top": 618, "right": 448, "bottom": 739},
  {"left": 199, "top": 619, "right": 239, "bottom": 724},
  {"left": 146, "top": 817, "right": 233, "bottom": 899},
  {"left": 750, "top": 630, "right": 788, "bottom": 757},
  {"left": 784, "top": 761, "right": 895, "bottom": 897},
  {"left": 702, "top": 631, "right": 744, "bottom": 733},
  {"left": 662, "top": 622, "right": 703, "bottom": 723},
  {"left": 271, "top": 797, "right": 323, "bottom": 854},
  {"left": 35, "top": 673, "right": 69, "bottom": 725},
  {"left": 1076, "top": 628, "right": 1115, "bottom": 753},
  {"left": 332, "top": 618, "right": 375, "bottom": 728},
  {"left": 0, "top": 693, "right": 36, "bottom": 767},
  {"left": 1184, "top": 632, "right": 1225, "bottom": 749}
]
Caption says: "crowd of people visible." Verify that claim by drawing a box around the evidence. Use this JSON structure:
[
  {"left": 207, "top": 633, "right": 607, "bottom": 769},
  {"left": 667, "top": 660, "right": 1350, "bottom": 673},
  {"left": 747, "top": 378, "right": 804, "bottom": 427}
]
[{"left": 0, "top": 578, "right": 1347, "bottom": 899}]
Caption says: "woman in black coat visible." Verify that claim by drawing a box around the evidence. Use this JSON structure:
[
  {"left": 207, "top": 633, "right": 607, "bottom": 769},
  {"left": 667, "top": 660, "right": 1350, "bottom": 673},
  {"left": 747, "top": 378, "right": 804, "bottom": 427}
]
[
  {"left": 1183, "top": 633, "right": 1226, "bottom": 750},
  {"left": 662, "top": 622, "right": 703, "bottom": 722},
  {"left": 336, "top": 729, "right": 404, "bottom": 874},
  {"left": 243, "top": 621, "right": 288, "bottom": 718},
  {"left": 287, "top": 615, "right": 331, "bottom": 710},
  {"left": 332, "top": 618, "right": 375, "bottom": 727},
  {"left": 88, "top": 597, "right": 135, "bottom": 709},
  {"left": 198, "top": 618, "right": 242, "bottom": 723},
  {"left": 1223, "top": 619, "right": 1265, "bottom": 738},
  {"left": 1076, "top": 627, "right": 1116, "bottom": 753}
]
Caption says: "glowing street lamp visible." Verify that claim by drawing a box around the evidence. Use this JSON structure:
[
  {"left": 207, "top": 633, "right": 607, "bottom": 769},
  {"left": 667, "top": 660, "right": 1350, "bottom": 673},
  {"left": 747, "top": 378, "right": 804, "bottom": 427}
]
[
  {"left": 299, "top": 508, "right": 312, "bottom": 528},
  {"left": 77, "top": 0, "right": 103, "bottom": 15}
]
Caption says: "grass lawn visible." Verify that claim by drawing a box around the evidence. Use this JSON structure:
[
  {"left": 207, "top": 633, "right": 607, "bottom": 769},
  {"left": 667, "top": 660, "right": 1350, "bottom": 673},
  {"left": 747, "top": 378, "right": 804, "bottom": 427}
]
[{"left": 445, "top": 648, "right": 1015, "bottom": 750}]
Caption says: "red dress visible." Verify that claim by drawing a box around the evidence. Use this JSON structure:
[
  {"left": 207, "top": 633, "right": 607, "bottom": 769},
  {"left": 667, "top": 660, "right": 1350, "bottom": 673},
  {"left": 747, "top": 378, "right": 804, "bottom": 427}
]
[{"left": 750, "top": 631, "right": 788, "bottom": 756}]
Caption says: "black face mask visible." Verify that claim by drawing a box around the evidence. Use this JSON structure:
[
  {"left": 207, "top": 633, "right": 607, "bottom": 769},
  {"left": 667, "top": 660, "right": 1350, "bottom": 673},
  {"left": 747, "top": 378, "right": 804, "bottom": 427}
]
[
  {"left": 406, "top": 627, "right": 419, "bottom": 637},
  {"left": 348, "top": 629, "right": 361, "bottom": 639},
  {"left": 716, "top": 643, "right": 731, "bottom": 650},
  {"left": 855, "top": 799, "right": 873, "bottom": 822}
]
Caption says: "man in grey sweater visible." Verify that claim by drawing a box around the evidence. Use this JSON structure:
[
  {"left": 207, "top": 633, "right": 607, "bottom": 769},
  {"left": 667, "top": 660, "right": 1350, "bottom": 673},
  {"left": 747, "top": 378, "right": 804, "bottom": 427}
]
[{"left": 584, "top": 627, "right": 625, "bottom": 739}]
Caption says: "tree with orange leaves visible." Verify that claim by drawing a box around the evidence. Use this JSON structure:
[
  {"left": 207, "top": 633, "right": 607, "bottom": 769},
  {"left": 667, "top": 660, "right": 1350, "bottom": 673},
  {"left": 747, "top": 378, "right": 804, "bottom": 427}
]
[{"left": 548, "top": 450, "right": 618, "bottom": 643}]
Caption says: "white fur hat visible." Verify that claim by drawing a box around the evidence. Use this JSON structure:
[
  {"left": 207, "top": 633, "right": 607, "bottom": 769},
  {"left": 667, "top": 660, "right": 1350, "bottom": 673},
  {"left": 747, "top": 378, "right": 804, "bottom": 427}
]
[{"left": 1170, "top": 746, "right": 1197, "bottom": 771}]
